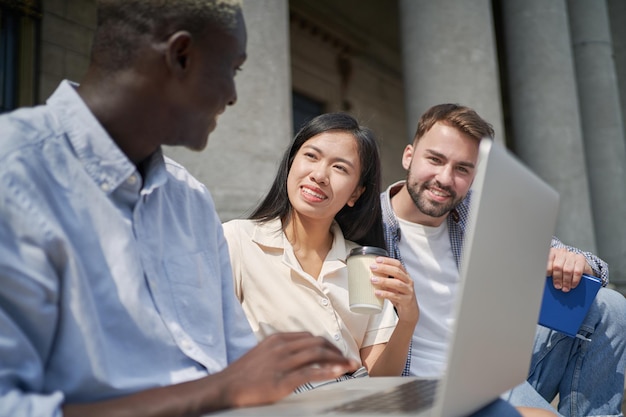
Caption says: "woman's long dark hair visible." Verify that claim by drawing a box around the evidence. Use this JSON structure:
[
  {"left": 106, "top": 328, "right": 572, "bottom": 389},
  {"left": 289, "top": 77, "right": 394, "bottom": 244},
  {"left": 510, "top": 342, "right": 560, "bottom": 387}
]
[{"left": 249, "top": 112, "right": 385, "bottom": 249}]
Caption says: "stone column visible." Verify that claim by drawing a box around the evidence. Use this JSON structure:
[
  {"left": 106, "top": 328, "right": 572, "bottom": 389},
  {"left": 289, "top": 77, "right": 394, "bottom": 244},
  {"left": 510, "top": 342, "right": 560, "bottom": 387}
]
[
  {"left": 398, "top": 0, "right": 505, "bottom": 144},
  {"left": 568, "top": 0, "right": 626, "bottom": 285},
  {"left": 608, "top": 0, "right": 626, "bottom": 133},
  {"left": 500, "top": 0, "right": 597, "bottom": 251},
  {"left": 164, "top": 0, "right": 292, "bottom": 221}
]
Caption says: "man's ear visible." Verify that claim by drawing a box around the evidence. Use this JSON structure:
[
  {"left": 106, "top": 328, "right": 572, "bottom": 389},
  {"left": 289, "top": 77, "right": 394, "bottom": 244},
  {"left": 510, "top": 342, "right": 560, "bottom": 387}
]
[
  {"left": 165, "top": 31, "right": 194, "bottom": 76},
  {"left": 402, "top": 144, "right": 414, "bottom": 170},
  {"left": 347, "top": 185, "right": 366, "bottom": 208}
]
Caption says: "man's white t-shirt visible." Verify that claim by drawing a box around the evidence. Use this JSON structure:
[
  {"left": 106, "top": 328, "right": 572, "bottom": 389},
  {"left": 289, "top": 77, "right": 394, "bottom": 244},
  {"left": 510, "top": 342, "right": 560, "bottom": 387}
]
[{"left": 397, "top": 217, "right": 460, "bottom": 377}]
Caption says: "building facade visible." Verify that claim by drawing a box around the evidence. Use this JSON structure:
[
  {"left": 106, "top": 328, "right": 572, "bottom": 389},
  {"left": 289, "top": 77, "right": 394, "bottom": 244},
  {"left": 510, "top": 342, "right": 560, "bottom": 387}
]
[{"left": 2, "top": 0, "right": 625, "bottom": 292}]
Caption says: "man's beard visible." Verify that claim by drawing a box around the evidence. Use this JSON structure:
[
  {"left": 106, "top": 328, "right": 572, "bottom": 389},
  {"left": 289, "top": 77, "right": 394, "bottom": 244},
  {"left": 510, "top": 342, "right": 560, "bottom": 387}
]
[{"left": 406, "top": 177, "right": 463, "bottom": 219}]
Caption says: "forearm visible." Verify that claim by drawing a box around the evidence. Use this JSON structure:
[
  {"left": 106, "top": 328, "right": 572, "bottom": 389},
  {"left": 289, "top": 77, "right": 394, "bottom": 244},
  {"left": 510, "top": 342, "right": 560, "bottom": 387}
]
[
  {"left": 366, "top": 319, "right": 415, "bottom": 376},
  {"left": 63, "top": 332, "right": 360, "bottom": 417},
  {"left": 63, "top": 375, "right": 230, "bottom": 417}
]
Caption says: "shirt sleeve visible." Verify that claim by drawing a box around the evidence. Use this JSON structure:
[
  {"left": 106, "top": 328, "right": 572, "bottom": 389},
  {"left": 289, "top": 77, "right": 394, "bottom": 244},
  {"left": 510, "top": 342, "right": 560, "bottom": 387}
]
[
  {"left": 216, "top": 219, "right": 257, "bottom": 364},
  {"left": 0, "top": 176, "right": 66, "bottom": 417},
  {"left": 221, "top": 220, "right": 244, "bottom": 302}
]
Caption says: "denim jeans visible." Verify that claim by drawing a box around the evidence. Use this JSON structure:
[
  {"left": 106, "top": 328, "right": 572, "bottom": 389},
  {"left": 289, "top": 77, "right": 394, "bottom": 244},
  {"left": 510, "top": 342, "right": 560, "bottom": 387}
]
[{"left": 504, "top": 287, "right": 626, "bottom": 417}]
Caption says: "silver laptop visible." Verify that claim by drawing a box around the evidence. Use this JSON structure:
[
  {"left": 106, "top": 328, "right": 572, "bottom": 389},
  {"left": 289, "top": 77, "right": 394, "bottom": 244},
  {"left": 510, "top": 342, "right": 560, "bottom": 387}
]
[{"left": 211, "top": 139, "right": 560, "bottom": 417}]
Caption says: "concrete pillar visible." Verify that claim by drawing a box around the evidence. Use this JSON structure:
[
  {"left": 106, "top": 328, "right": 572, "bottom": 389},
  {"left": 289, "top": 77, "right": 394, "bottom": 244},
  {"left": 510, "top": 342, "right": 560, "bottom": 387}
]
[
  {"left": 164, "top": 0, "right": 292, "bottom": 221},
  {"left": 398, "top": 0, "right": 505, "bottom": 144},
  {"left": 500, "top": 0, "right": 597, "bottom": 252},
  {"left": 608, "top": 0, "right": 626, "bottom": 146},
  {"left": 568, "top": 0, "right": 626, "bottom": 286}
]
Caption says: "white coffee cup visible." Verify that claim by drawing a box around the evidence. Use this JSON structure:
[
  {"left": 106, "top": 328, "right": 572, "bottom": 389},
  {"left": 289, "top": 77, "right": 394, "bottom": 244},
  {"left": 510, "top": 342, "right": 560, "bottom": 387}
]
[{"left": 346, "top": 246, "right": 388, "bottom": 314}]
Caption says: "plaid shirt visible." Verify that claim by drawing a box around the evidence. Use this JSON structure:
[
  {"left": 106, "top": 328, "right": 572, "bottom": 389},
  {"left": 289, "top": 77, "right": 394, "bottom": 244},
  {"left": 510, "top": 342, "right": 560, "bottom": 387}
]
[{"left": 380, "top": 180, "right": 609, "bottom": 376}]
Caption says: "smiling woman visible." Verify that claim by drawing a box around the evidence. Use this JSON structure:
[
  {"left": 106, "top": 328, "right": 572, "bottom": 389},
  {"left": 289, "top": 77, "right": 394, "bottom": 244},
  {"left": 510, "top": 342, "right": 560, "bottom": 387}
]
[
  {"left": 222, "top": 112, "right": 419, "bottom": 391},
  {"left": 286, "top": 130, "right": 365, "bottom": 229},
  {"left": 247, "top": 112, "right": 385, "bottom": 247}
]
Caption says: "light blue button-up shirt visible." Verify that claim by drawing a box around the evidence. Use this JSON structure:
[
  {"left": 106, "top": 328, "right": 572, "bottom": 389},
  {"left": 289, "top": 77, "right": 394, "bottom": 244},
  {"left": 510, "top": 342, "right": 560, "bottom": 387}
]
[{"left": 0, "top": 81, "right": 257, "bottom": 416}]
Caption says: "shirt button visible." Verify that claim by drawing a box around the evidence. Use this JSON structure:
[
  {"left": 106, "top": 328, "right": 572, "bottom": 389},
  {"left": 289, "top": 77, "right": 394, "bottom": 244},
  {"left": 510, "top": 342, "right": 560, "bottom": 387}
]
[
  {"left": 100, "top": 183, "right": 110, "bottom": 192},
  {"left": 333, "top": 334, "right": 341, "bottom": 341},
  {"left": 180, "top": 339, "right": 192, "bottom": 351},
  {"left": 127, "top": 175, "right": 138, "bottom": 185},
  {"left": 321, "top": 298, "right": 329, "bottom": 306}
]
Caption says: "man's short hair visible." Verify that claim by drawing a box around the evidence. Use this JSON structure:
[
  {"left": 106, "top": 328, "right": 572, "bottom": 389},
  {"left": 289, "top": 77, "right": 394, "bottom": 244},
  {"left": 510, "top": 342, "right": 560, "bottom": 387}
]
[
  {"left": 91, "top": 0, "right": 242, "bottom": 72},
  {"left": 413, "top": 103, "right": 495, "bottom": 144}
]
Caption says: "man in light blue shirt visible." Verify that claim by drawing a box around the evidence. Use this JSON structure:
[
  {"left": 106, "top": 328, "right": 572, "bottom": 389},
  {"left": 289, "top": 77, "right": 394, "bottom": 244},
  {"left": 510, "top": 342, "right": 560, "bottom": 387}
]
[{"left": 0, "top": 1, "right": 357, "bottom": 416}]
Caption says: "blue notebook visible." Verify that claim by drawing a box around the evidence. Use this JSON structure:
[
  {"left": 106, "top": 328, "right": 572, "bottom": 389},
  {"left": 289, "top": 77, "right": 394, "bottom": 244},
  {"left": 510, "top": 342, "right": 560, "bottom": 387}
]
[{"left": 538, "top": 274, "right": 602, "bottom": 338}]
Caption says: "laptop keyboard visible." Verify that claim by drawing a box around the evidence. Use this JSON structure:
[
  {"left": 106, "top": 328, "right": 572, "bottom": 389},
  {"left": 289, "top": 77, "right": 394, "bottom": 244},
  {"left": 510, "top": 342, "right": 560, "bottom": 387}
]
[{"left": 324, "top": 378, "right": 439, "bottom": 414}]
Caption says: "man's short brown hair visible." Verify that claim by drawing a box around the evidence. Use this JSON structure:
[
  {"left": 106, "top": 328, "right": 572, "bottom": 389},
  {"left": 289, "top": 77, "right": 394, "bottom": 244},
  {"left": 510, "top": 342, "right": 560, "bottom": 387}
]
[{"left": 413, "top": 103, "right": 494, "bottom": 145}]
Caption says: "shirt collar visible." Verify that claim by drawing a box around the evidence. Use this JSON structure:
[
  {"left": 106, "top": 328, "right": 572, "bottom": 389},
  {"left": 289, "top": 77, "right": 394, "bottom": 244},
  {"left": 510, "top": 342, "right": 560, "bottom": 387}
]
[
  {"left": 386, "top": 180, "right": 405, "bottom": 200},
  {"left": 251, "top": 218, "right": 350, "bottom": 262},
  {"left": 251, "top": 218, "right": 285, "bottom": 248},
  {"left": 46, "top": 80, "right": 153, "bottom": 195},
  {"left": 141, "top": 150, "right": 168, "bottom": 195}
]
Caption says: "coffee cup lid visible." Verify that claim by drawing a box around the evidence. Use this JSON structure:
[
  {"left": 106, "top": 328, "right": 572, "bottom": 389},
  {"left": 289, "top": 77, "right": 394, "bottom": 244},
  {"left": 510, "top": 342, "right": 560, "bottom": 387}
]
[{"left": 347, "top": 246, "right": 388, "bottom": 258}]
